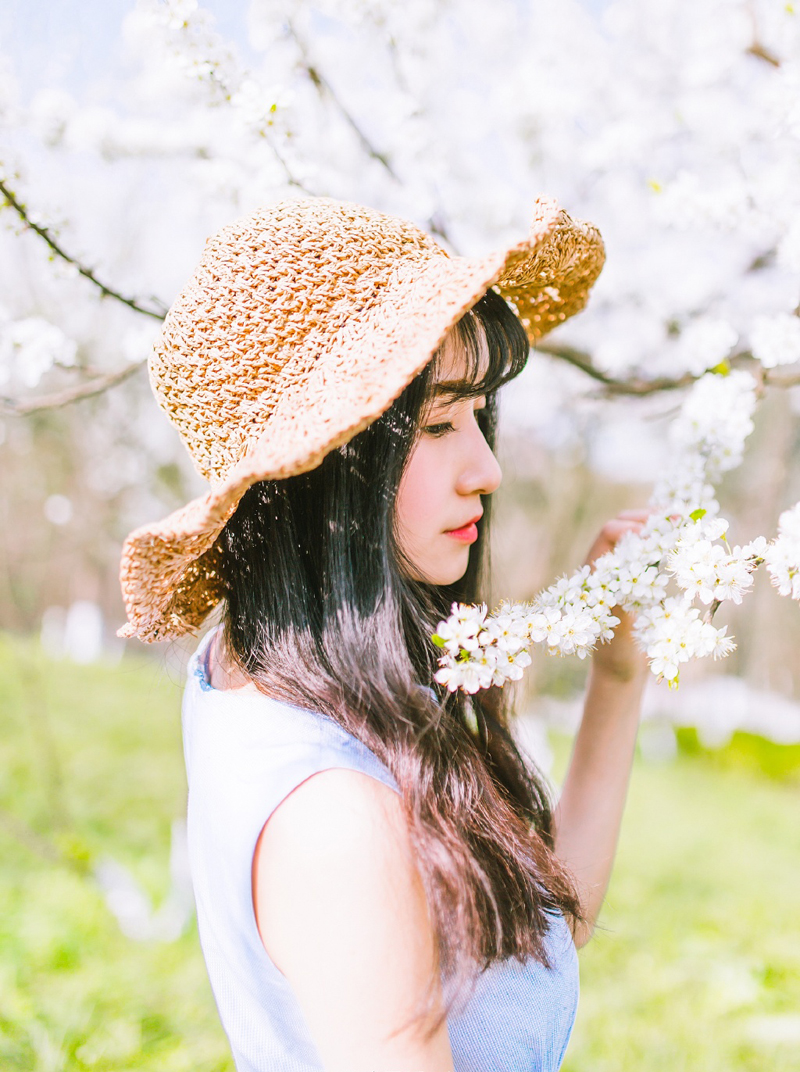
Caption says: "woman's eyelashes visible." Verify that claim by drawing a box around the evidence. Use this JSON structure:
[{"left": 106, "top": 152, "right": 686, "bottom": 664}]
[
  {"left": 422, "top": 420, "right": 455, "bottom": 437},
  {"left": 422, "top": 397, "right": 487, "bottom": 437}
]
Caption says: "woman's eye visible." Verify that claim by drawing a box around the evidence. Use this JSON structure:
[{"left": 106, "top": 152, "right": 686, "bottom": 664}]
[{"left": 422, "top": 421, "right": 455, "bottom": 437}]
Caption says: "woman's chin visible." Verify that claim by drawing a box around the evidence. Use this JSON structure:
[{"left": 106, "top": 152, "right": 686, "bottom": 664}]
[
  {"left": 429, "top": 551, "right": 472, "bottom": 586},
  {"left": 399, "top": 541, "right": 472, "bottom": 586}
]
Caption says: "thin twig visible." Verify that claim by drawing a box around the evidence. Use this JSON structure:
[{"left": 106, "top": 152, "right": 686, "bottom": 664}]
[
  {"left": 0, "top": 360, "right": 145, "bottom": 417},
  {"left": 703, "top": 598, "right": 723, "bottom": 625},
  {"left": 268, "top": 140, "right": 319, "bottom": 196},
  {"left": 764, "top": 369, "right": 800, "bottom": 388},
  {"left": 534, "top": 344, "right": 792, "bottom": 398},
  {"left": 285, "top": 21, "right": 459, "bottom": 250},
  {"left": 0, "top": 178, "right": 169, "bottom": 319},
  {"left": 534, "top": 343, "right": 697, "bottom": 396},
  {"left": 286, "top": 20, "right": 400, "bottom": 182},
  {"left": 746, "top": 42, "right": 781, "bottom": 67},
  {"left": 744, "top": 0, "right": 781, "bottom": 67}
]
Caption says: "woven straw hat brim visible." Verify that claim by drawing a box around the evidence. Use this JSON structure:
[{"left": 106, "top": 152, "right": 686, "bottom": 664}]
[{"left": 119, "top": 202, "right": 603, "bottom": 642}]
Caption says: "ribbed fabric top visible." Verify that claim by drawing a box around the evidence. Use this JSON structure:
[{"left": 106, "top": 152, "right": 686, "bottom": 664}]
[{"left": 182, "top": 628, "right": 579, "bottom": 1071}]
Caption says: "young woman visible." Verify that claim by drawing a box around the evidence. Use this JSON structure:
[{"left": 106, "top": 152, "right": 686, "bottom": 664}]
[{"left": 119, "top": 196, "right": 648, "bottom": 1072}]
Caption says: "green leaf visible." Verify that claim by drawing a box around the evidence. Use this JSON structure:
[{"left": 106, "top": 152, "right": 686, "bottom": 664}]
[
  {"left": 689, "top": 508, "right": 707, "bottom": 522},
  {"left": 431, "top": 633, "right": 445, "bottom": 648}
]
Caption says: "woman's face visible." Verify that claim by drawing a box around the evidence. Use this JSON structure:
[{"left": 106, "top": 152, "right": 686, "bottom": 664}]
[{"left": 395, "top": 336, "right": 503, "bottom": 585}]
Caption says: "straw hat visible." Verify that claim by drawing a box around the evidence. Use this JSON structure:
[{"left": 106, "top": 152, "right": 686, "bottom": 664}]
[{"left": 118, "top": 196, "right": 604, "bottom": 642}]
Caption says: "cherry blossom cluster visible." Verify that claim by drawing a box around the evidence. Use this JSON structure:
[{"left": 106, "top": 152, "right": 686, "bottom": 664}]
[
  {"left": 763, "top": 504, "right": 800, "bottom": 600},
  {"left": 433, "top": 370, "right": 800, "bottom": 692},
  {"left": 126, "top": 0, "right": 241, "bottom": 102},
  {"left": 0, "top": 310, "right": 77, "bottom": 389}
]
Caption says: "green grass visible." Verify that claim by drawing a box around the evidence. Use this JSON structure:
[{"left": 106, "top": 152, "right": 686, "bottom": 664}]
[
  {"left": 555, "top": 736, "right": 800, "bottom": 1072},
  {"left": 0, "top": 636, "right": 232, "bottom": 1071},
  {"left": 1, "top": 634, "right": 799, "bottom": 1070}
]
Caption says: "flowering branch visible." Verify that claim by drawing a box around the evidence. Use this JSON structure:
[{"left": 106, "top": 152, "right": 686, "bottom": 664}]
[
  {"left": 535, "top": 342, "right": 698, "bottom": 395},
  {"left": 433, "top": 370, "right": 800, "bottom": 692},
  {"left": 0, "top": 177, "right": 168, "bottom": 320},
  {"left": 131, "top": 0, "right": 317, "bottom": 195},
  {"left": 534, "top": 343, "right": 790, "bottom": 398}
]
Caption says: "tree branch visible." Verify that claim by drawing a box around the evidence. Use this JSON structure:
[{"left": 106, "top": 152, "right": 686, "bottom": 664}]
[
  {"left": 763, "top": 368, "right": 800, "bottom": 387},
  {"left": 534, "top": 342, "right": 698, "bottom": 396},
  {"left": 0, "top": 360, "right": 145, "bottom": 417},
  {"left": 284, "top": 21, "right": 459, "bottom": 250},
  {"left": 286, "top": 20, "right": 401, "bottom": 183},
  {"left": 746, "top": 41, "right": 781, "bottom": 67},
  {"left": 267, "top": 139, "right": 319, "bottom": 196},
  {"left": 533, "top": 344, "right": 796, "bottom": 398},
  {"left": 0, "top": 178, "right": 168, "bottom": 320},
  {"left": 744, "top": 0, "right": 781, "bottom": 67}
]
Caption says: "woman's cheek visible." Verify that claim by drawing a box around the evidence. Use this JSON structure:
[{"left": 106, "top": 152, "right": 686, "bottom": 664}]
[{"left": 399, "top": 439, "right": 448, "bottom": 534}]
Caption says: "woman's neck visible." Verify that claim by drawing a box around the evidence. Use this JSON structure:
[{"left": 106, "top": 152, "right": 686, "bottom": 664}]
[{"left": 208, "top": 631, "right": 259, "bottom": 693}]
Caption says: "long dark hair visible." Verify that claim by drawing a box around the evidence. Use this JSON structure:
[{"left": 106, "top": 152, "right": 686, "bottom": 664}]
[{"left": 220, "top": 287, "right": 581, "bottom": 1027}]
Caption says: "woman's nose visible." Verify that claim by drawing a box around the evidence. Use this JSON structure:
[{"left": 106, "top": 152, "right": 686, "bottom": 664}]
[{"left": 456, "top": 425, "right": 503, "bottom": 497}]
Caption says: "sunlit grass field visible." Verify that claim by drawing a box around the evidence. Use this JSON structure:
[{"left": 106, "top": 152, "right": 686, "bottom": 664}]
[{"left": 1, "top": 635, "right": 799, "bottom": 1071}]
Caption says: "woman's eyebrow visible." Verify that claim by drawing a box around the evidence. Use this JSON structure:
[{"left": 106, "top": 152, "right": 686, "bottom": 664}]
[{"left": 432, "top": 379, "right": 473, "bottom": 396}]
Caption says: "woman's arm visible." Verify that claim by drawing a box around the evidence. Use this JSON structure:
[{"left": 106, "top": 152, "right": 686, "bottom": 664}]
[
  {"left": 552, "top": 511, "right": 650, "bottom": 948},
  {"left": 252, "top": 768, "right": 455, "bottom": 1072}
]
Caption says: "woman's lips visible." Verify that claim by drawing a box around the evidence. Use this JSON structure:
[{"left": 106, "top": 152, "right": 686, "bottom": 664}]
[{"left": 445, "top": 517, "right": 481, "bottom": 544}]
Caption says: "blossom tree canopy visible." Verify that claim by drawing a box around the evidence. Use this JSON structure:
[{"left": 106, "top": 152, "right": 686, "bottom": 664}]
[{"left": 3, "top": 0, "right": 800, "bottom": 679}]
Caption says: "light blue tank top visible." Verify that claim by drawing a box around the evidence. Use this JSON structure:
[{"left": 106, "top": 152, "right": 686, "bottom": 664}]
[{"left": 182, "top": 629, "right": 579, "bottom": 1071}]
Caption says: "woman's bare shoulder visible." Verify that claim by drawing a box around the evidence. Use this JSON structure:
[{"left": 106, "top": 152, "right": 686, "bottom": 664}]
[
  {"left": 252, "top": 768, "right": 454, "bottom": 1071},
  {"left": 253, "top": 768, "right": 416, "bottom": 955}
]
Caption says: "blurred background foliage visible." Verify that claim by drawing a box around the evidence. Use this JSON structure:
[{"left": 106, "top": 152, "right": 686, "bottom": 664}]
[{"left": 1, "top": 639, "right": 799, "bottom": 1070}]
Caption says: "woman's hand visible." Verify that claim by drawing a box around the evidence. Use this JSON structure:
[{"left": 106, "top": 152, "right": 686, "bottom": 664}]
[{"left": 583, "top": 509, "right": 651, "bottom": 683}]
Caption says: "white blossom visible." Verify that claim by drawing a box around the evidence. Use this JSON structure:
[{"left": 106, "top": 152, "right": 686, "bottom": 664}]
[
  {"left": 433, "top": 602, "right": 487, "bottom": 655},
  {"left": 750, "top": 314, "right": 800, "bottom": 369},
  {"left": 667, "top": 537, "right": 755, "bottom": 606},
  {"left": 10, "top": 0, "right": 800, "bottom": 701},
  {"left": 675, "top": 317, "right": 738, "bottom": 376},
  {"left": 669, "top": 371, "right": 757, "bottom": 479},
  {"left": 777, "top": 502, "right": 800, "bottom": 542},
  {"left": 633, "top": 597, "right": 734, "bottom": 684},
  {"left": 763, "top": 502, "right": 800, "bottom": 600},
  {"left": 0, "top": 317, "right": 78, "bottom": 388}
]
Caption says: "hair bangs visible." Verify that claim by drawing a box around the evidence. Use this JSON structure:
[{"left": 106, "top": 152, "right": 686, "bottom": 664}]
[{"left": 427, "top": 287, "right": 530, "bottom": 404}]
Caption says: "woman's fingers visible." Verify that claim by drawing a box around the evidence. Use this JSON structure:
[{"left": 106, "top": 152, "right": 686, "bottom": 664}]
[
  {"left": 602, "top": 518, "right": 645, "bottom": 539},
  {"left": 615, "top": 509, "right": 652, "bottom": 523},
  {"left": 583, "top": 509, "right": 651, "bottom": 567}
]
